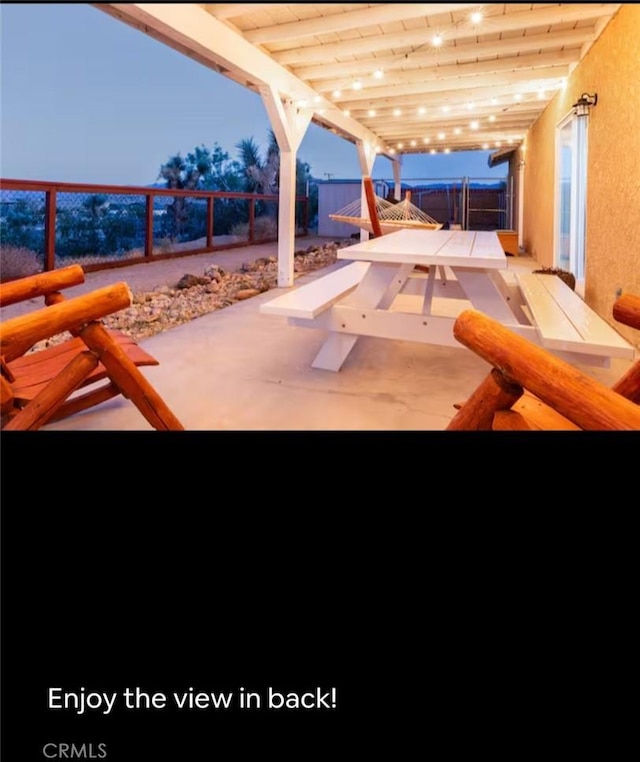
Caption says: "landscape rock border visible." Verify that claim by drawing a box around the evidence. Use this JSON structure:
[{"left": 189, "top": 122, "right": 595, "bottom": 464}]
[{"left": 31, "top": 239, "right": 354, "bottom": 351}]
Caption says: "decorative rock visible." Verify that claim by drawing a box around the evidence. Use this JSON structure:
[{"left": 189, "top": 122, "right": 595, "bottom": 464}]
[
  {"left": 176, "top": 274, "right": 211, "bottom": 289},
  {"left": 235, "top": 288, "right": 261, "bottom": 300},
  {"left": 26, "top": 238, "right": 354, "bottom": 351},
  {"left": 204, "top": 264, "right": 225, "bottom": 279}
]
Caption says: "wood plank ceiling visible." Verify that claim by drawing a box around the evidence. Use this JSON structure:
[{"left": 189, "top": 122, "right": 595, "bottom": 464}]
[{"left": 102, "top": 3, "right": 622, "bottom": 161}]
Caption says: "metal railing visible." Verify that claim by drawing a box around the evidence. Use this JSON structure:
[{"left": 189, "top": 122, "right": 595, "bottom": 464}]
[{"left": 0, "top": 178, "right": 310, "bottom": 274}]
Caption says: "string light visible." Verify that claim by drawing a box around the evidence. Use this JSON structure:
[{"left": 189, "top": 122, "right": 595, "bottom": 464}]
[{"left": 292, "top": 8, "right": 541, "bottom": 158}]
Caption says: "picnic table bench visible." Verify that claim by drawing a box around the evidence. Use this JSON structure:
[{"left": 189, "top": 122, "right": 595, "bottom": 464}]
[
  {"left": 260, "top": 261, "right": 370, "bottom": 320},
  {"left": 515, "top": 272, "right": 635, "bottom": 365}
]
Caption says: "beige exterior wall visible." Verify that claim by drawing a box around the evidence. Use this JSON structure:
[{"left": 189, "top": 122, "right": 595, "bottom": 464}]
[{"left": 515, "top": 4, "right": 640, "bottom": 345}]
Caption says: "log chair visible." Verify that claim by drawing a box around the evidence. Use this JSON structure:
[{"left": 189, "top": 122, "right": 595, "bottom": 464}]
[
  {"left": 1, "top": 265, "right": 184, "bottom": 430},
  {"left": 446, "top": 292, "right": 640, "bottom": 431}
]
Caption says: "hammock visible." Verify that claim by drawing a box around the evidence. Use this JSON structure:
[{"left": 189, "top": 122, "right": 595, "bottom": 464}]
[{"left": 329, "top": 190, "right": 443, "bottom": 234}]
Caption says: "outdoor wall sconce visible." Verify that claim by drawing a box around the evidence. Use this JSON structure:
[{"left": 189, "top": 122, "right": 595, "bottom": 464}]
[{"left": 572, "top": 92, "right": 598, "bottom": 117}]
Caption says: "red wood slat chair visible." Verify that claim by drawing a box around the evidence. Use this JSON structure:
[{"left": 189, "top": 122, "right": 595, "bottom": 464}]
[{"left": 1, "top": 265, "right": 184, "bottom": 430}]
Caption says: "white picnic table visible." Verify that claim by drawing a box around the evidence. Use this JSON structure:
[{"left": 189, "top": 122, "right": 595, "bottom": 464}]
[{"left": 261, "top": 228, "right": 635, "bottom": 371}]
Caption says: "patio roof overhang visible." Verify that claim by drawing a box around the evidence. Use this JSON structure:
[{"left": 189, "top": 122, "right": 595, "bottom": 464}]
[
  {"left": 488, "top": 146, "right": 518, "bottom": 168},
  {"left": 96, "top": 3, "right": 621, "bottom": 161}
]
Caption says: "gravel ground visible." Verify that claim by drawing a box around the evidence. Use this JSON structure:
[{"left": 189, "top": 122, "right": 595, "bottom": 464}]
[{"left": 5, "top": 236, "right": 355, "bottom": 351}]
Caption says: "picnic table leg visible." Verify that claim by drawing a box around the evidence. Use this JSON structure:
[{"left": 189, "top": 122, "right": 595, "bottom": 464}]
[
  {"left": 453, "top": 269, "right": 518, "bottom": 323},
  {"left": 311, "top": 334, "right": 360, "bottom": 371},
  {"left": 311, "top": 263, "right": 413, "bottom": 371},
  {"left": 422, "top": 266, "right": 437, "bottom": 315}
]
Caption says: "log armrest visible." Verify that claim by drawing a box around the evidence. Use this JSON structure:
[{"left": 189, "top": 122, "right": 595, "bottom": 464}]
[
  {"left": 0, "top": 282, "right": 133, "bottom": 362},
  {"left": 449, "top": 309, "right": 640, "bottom": 431},
  {"left": 0, "top": 265, "right": 86, "bottom": 307},
  {"left": 613, "top": 293, "right": 640, "bottom": 331}
]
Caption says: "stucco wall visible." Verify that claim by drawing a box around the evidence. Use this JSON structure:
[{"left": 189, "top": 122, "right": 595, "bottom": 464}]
[{"left": 519, "top": 4, "right": 640, "bottom": 344}]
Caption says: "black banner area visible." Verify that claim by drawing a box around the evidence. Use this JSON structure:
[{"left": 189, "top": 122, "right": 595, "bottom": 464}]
[{"left": 1, "top": 431, "right": 634, "bottom": 760}]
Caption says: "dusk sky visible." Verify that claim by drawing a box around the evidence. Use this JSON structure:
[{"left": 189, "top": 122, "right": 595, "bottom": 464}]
[{"left": 1, "top": 3, "right": 508, "bottom": 186}]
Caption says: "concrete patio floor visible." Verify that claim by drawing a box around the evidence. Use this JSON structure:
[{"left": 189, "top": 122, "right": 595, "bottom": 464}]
[{"left": 6, "top": 236, "right": 635, "bottom": 431}]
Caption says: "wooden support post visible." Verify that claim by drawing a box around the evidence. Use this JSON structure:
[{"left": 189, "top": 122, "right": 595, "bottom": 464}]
[
  {"left": 145, "top": 194, "right": 154, "bottom": 258},
  {"left": 206, "top": 197, "right": 214, "bottom": 248},
  {"left": 44, "top": 189, "right": 57, "bottom": 272},
  {"left": 249, "top": 197, "right": 255, "bottom": 242},
  {"left": 363, "top": 176, "right": 383, "bottom": 238},
  {"left": 447, "top": 368, "right": 523, "bottom": 430}
]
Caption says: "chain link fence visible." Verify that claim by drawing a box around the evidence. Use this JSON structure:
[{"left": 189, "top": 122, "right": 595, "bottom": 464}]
[{"left": 1, "top": 181, "right": 309, "bottom": 279}]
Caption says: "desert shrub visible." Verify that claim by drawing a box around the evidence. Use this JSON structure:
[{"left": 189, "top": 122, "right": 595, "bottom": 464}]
[
  {"left": 230, "top": 215, "right": 278, "bottom": 240},
  {"left": 0, "top": 245, "right": 43, "bottom": 281}
]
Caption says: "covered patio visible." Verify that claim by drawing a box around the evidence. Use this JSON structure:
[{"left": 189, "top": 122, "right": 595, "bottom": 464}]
[
  {"left": 95, "top": 3, "right": 626, "bottom": 283},
  {"left": 4, "top": 3, "right": 638, "bottom": 431},
  {"left": 21, "top": 237, "right": 631, "bottom": 431}
]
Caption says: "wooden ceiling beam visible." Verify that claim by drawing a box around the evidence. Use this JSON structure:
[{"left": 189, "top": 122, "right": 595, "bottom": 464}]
[
  {"left": 293, "top": 28, "right": 593, "bottom": 82},
  {"left": 243, "top": 4, "right": 479, "bottom": 44},
  {"left": 336, "top": 66, "right": 569, "bottom": 104},
  {"left": 272, "top": 4, "right": 618, "bottom": 65},
  {"left": 349, "top": 101, "right": 549, "bottom": 120},
  {"left": 313, "top": 50, "right": 580, "bottom": 95},
  {"left": 203, "top": 4, "right": 283, "bottom": 20},
  {"left": 338, "top": 76, "right": 567, "bottom": 111}
]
